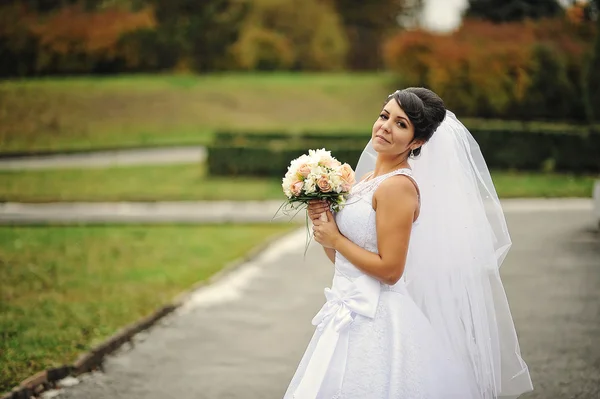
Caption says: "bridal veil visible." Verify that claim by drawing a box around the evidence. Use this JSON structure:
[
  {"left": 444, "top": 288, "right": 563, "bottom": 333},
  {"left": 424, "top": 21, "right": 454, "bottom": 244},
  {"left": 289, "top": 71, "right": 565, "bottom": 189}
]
[{"left": 355, "top": 110, "right": 533, "bottom": 398}]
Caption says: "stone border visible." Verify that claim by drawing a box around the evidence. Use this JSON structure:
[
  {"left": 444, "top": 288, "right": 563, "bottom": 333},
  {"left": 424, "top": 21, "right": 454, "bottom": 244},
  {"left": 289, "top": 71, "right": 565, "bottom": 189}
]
[
  {"left": 1, "top": 227, "right": 300, "bottom": 399},
  {"left": 594, "top": 180, "right": 600, "bottom": 229},
  {"left": 0, "top": 144, "right": 204, "bottom": 160}
]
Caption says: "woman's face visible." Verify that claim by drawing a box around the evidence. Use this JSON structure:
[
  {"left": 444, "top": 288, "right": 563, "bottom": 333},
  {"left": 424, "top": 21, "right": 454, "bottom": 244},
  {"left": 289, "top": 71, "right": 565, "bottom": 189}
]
[{"left": 371, "top": 99, "right": 421, "bottom": 156}]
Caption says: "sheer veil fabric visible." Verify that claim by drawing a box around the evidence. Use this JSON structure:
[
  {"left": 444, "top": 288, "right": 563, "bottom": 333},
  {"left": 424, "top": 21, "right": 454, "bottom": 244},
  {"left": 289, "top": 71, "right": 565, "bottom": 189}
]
[{"left": 355, "top": 111, "right": 533, "bottom": 398}]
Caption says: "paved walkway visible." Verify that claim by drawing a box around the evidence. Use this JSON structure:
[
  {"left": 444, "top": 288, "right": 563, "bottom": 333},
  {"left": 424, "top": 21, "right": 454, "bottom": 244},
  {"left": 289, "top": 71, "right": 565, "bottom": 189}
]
[
  {"left": 55, "top": 228, "right": 328, "bottom": 399},
  {"left": 0, "top": 198, "right": 594, "bottom": 225},
  {"left": 0, "top": 146, "right": 206, "bottom": 170},
  {"left": 41, "top": 207, "right": 600, "bottom": 399},
  {"left": 0, "top": 200, "right": 302, "bottom": 224}
]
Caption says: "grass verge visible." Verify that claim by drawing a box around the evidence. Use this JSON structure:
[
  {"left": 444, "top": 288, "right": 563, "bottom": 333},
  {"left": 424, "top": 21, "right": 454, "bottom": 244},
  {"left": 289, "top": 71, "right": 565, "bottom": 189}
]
[
  {"left": 0, "top": 223, "right": 295, "bottom": 393},
  {"left": 0, "top": 164, "right": 596, "bottom": 201},
  {"left": 490, "top": 171, "right": 597, "bottom": 198},
  {"left": 0, "top": 73, "right": 393, "bottom": 154},
  {"left": 0, "top": 164, "right": 284, "bottom": 202}
]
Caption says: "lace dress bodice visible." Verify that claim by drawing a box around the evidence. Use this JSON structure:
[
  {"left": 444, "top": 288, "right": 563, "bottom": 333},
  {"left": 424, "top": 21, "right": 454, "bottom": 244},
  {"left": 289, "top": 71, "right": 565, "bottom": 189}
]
[{"left": 334, "top": 168, "right": 418, "bottom": 283}]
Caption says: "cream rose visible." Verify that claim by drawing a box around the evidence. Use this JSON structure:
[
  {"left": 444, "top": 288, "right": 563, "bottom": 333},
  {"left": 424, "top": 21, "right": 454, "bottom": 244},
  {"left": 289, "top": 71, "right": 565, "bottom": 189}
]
[
  {"left": 317, "top": 175, "right": 333, "bottom": 192},
  {"left": 291, "top": 179, "right": 304, "bottom": 196},
  {"left": 297, "top": 163, "right": 311, "bottom": 179},
  {"left": 320, "top": 157, "right": 338, "bottom": 169},
  {"left": 339, "top": 163, "right": 356, "bottom": 186}
]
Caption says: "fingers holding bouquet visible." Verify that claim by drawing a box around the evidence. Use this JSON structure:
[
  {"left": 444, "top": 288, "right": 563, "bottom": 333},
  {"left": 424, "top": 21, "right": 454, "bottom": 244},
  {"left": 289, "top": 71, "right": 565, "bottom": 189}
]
[
  {"left": 312, "top": 210, "right": 339, "bottom": 248},
  {"left": 308, "top": 200, "right": 329, "bottom": 222}
]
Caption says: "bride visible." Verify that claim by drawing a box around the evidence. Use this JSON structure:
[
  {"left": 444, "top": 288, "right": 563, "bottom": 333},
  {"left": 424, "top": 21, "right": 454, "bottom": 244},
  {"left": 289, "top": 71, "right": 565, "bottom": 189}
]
[{"left": 283, "top": 88, "right": 534, "bottom": 399}]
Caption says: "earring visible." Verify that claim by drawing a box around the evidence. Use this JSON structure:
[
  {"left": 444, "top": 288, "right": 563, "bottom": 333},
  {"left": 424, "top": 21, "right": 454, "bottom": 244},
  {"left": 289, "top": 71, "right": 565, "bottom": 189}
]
[{"left": 410, "top": 149, "right": 415, "bottom": 158}]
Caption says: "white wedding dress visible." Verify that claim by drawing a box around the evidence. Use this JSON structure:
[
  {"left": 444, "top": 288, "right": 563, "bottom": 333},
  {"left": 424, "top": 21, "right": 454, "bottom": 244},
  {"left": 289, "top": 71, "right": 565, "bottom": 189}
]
[{"left": 284, "top": 168, "right": 478, "bottom": 399}]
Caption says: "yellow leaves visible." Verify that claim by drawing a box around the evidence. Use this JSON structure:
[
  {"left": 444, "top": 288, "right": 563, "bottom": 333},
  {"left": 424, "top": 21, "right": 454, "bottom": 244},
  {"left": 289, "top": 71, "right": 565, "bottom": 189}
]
[
  {"left": 232, "top": 0, "right": 348, "bottom": 71},
  {"left": 231, "top": 26, "right": 295, "bottom": 70}
]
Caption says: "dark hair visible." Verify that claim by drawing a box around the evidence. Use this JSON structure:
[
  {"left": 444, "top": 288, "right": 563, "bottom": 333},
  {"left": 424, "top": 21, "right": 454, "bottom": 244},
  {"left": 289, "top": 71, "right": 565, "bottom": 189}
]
[{"left": 385, "top": 87, "right": 446, "bottom": 156}]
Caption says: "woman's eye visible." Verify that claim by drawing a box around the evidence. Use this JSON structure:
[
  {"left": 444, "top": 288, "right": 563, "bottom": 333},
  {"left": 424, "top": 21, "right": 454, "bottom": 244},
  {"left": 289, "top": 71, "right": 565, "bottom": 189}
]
[
  {"left": 397, "top": 122, "right": 407, "bottom": 128},
  {"left": 379, "top": 114, "right": 388, "bottom": 120}
]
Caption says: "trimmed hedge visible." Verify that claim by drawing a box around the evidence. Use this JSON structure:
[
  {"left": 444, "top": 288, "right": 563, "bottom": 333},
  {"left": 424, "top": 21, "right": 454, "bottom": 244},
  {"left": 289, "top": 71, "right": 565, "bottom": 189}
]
[
  {"left": 208, "top": 144, "right": 365, "bottom": 177},
  {"left": 212, "top": 131, "right": 368, "bottom": 145},
  {"left": 474, "top": 129, "right": 600, "bottom": 173},
  {"left": 207, "top": 126, "right": 600, "bottom": 177}
]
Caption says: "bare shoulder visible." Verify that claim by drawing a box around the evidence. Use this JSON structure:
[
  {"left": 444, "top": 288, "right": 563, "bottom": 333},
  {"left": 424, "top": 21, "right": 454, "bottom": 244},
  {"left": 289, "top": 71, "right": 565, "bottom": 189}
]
[
  {"left": 372, "top": 175, "right": 419, "bottom": 212},
  {"left": 375, "top": 174, "right": 418, "bottom": 201}
]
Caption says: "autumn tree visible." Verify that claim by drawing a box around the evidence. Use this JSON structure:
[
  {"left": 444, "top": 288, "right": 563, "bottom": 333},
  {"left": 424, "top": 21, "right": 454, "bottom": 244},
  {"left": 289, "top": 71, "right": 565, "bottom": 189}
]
[
  {"left": 383, "top": 18, "right": 593, "bottom": 120},
  {"left": 466, "top": 0, "right": 563, "bottom": 22},
  {"left": 584, "top": 0, "right": 600, "bottom": 121},
  {"left": 149, "top": 0, "right": 248, "bottom": 72},
  {"left": 0, "top": 1, "right": 156, "bottom": 77},
  {"left": 232, "top": 0, "right": 348, "bottom": 71},
  {"left": 2, "top": 0, "right": 104, "bottom": 12},
  {"left": 521, "top": 44, "right": 576, "bottom": 120},
  {"left": 331, "top": 0, "right": 411, "bottom": 70}
]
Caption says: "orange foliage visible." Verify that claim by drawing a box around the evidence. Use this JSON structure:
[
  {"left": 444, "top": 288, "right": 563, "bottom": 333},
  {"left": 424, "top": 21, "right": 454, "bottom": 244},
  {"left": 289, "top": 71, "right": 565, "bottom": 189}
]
[
  {"left": 383, "top": 17, "right": 595, "bottom": 118},
  {"left": 566, "top": 1, "right": 588, "bottom": 24},
  {"left": 28, "top": 4, "right": 155, "bottom": 58}
]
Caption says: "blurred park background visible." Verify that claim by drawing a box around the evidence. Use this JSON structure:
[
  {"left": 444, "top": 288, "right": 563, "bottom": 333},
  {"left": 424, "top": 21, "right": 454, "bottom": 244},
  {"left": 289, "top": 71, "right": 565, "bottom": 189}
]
[{"left": 1, "top": 0, "right": 600, "bottom": 395}]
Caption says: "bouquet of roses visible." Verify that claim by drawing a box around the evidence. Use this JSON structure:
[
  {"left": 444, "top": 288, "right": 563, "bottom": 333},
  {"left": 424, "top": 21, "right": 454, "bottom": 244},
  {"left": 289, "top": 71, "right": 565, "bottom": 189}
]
[{"left": 279, "top": 148, "right": 355, "bottom": 222}]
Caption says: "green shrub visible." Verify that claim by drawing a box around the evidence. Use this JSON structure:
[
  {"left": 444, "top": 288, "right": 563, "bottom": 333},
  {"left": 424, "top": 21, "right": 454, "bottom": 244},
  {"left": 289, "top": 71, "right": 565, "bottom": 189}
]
[
  {"left": 207, "top": 143, "right": 365, "bottom": 177},
  {"left": 472, "top": 128, "right": 600, "bottom": 173},
  {"left": 520, "top": 44, "right": 578, "bottom": 121},
  {"left": 213, "top": 130, "right": 367, "bottom": 146},
  {"left": 208, "top": 125, "right": 600, "bottom": 176}
]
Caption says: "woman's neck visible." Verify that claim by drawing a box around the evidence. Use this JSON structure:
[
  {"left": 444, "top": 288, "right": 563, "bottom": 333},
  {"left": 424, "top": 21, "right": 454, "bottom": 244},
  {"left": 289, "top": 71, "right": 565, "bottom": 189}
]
[{"left": 372, "top": 155, "right": 410, "bottom": 178}]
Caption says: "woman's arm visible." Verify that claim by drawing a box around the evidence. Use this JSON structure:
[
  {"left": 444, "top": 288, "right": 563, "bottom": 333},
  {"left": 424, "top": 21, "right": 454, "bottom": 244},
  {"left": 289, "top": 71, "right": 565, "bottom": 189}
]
[
  {"left": 323, "top": 247, "right": 336, "bottom": 263},
  {"left": 321, "top": 176, "right": 418, "bottom": 284}
]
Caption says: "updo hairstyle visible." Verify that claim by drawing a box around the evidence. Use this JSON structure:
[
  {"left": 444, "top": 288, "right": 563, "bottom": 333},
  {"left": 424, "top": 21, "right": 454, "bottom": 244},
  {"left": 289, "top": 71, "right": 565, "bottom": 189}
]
[{"left": 385, "top": 87, "right": 446, "bottom": 156}]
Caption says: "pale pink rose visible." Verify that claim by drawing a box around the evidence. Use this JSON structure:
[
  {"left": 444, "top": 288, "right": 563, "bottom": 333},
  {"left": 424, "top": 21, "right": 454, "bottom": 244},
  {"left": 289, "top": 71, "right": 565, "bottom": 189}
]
[
  {"left": 291, "top": 179, "right": 304, "bottom": 196},
  {"left": 317, "top": 175, "right": 333, "bottom": 192},
  {"left": 339, "top": 163, "right": 356, "bottom": 186},
  {"left": 297, "top": 163, "right": 311, "bottom": 178},
  {"left": 341, "top": 182, "right": 352, "bottom": 192},
  {"left": 320, "top": 157, "right": 340, "bottom": 169}
]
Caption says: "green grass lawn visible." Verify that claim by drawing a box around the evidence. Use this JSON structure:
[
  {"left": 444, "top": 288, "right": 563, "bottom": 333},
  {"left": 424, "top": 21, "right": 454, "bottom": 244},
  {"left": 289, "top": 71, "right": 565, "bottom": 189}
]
[
  {"left": 0, "top": 73, "right": 394, "bottom": 154},
  {"left": 0, "top": 163, "right": 596, "bottom": 201},
  {"left": 0, "top": 224, "right": 295, "bottom": 393},
  {"left": 0, "top": 164, "right": 284, "bottom": 202},
  {"left": 490, "top": 171, "right": 597, "bottom": 198}
]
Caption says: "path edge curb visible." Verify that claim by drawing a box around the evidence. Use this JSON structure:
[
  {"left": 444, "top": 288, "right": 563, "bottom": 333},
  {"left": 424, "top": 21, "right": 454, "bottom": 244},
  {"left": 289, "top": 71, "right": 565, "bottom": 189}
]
[
  {"left": 0, "top": 144, "right": 207, "bottom": 160},
  {"left": 0, "top": 226, "right": 301, "bottom": 399}
]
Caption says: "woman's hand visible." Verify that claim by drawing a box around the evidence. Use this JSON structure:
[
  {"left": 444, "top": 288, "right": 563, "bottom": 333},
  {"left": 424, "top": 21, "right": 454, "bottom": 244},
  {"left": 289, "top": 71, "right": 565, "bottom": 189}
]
[
  {"left": 307, "top": 199, "right": 330, "bottom": 222},
  {"left": 312, "top": 208, "right": 341, "bottom": 249}
]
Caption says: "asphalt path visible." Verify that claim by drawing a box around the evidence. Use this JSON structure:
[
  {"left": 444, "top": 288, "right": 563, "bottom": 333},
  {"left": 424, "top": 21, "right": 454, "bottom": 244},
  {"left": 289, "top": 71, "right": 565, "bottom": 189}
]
[
  {"left": 0, "top": 199, "right": 593, "bottom": 225},
  {"left": 0, "top": 147, "right": 206, "bottom": 170},
  {"left": 48, "top": 208, "right": 599, "bottom": 399}
]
